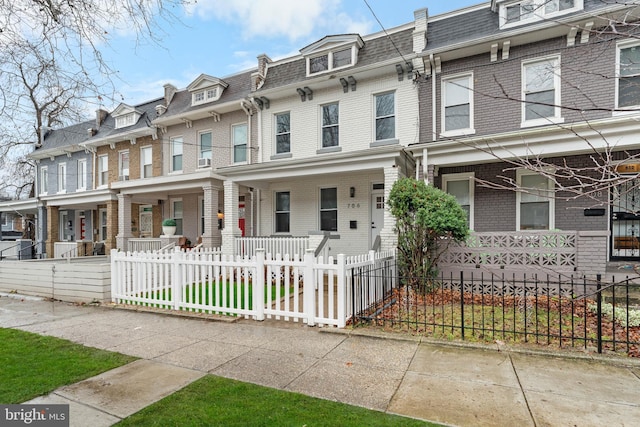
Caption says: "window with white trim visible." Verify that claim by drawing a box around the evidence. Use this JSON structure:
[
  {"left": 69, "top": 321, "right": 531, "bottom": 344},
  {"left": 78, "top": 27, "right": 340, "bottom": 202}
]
[
  {"left": 275, "top": 112, "right": 291, "bottom": 154},
  {"left": 199, "top": 131, "right": 212, "bottom": 160},
  {"left": 517, "top": 170, "right": 554, "bottom": 230},
  {"left": 171, "top": 199, "right": 183, "bottom": 235},
  {"left": 141, "top": 146, "right": 152, "bottom": 178},
  {"left": 322, "top": 103, "right": 339, "bottom": 148},
  {"left": 99, "top": 208, "right": 107, "bottom": 241},
  {"left": 115, "top": 113, "right": 137, "bottom": 129},
  {"left": 192, "top": 87, "right": 219, "bottom": 106},
  {"left": 98, "top": 155, "right": 108, "bottom": 186},
  {"left": 375, "top": 92, "right": 395, "bottom": 141},
  {"left": 171, "top": 137, "right": 183, "bottom": 172},
  {"left": 442, "top": 172, "right": 474, "bottom": 229},
  {"left": 275, "top": 191, "right": 290, "bottom": 233},
  {"left": 309, "top": 48, "right": 354, "bottom": 75},
  {"left": 522, "top": 57, "right": 561, "bottom": 126},
  {"left": 617, "top": 42, "right": 640, "bottom": 110},
  {"left": 118, "top": 150, "right": 129, "bottom": 180},
  {"left": 77, "top": 159, "right": 86, "bottom": 190},
  {"left": 57, "top": 163, "right": 66, "bottom": 193},
  {"left": 233, "top": 123, "right": 247, "bottom": 163},
  {"left": 40, "top": 166, "right": 48, "bottom": 195},
  {"left": 320, "top": 187, "right": 337, "bottom": 231},
  {"left": 499, "top": 0, "right": 582, "bottom": 28},
  {"left": 442, "top": 74, "right": 474, "bottom": 135}
]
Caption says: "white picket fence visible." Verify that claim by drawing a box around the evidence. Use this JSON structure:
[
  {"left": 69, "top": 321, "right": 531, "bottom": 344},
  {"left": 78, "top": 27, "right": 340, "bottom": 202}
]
[{"left": 111, "top": 247, "right": 395, "bottom": 327}]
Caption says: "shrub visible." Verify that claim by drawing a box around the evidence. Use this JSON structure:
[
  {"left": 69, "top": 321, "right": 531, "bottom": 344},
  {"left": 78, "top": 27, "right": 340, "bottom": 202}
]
[{"left": 162, "top": 218, "right": 176, "bottom": 227}]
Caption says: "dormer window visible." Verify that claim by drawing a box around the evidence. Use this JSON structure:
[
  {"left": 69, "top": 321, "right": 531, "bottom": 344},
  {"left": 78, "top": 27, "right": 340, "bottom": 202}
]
[
  {"left": 301, "top": 34, "right": 364, "bottom": 77},
  {"left": 498, "top": 0, "right": 582, "bottom": 28},
  {"left": 112, "top": 104, "right": 142, "bottom": 129},
  {"left": 187, "top": 74, "right": 228, "bottom": 107}
]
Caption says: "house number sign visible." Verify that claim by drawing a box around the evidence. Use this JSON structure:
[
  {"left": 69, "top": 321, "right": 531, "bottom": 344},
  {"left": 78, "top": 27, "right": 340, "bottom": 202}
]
[{"left": 346, "top": 203, "right": 361, "bottom": 208}]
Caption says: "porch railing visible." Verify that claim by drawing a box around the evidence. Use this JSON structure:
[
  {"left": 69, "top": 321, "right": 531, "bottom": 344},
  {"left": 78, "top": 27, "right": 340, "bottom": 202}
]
[
  {"left": 235, "top": 236, "right": 310, "bottom": 258},
  {"left": 128, "top": 238, "right": 164, "bottom": 253}
]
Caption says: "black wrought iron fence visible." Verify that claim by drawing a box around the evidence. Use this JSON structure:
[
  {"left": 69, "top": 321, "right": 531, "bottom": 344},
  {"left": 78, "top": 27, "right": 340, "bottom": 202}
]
[{"left": 350, "top": 262, "right": 640, "bottom": 357}]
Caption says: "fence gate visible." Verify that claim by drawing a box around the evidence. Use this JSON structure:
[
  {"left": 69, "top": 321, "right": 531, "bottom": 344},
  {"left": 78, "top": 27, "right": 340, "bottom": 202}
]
[{"left": 611, "top": 177, "right": 640, "bottom": 260}]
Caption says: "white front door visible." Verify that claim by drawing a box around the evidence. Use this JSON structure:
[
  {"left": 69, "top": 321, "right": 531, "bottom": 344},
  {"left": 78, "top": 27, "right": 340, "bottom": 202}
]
[{"left": 370, "top": 191, "right": 385, "bottom": 248}]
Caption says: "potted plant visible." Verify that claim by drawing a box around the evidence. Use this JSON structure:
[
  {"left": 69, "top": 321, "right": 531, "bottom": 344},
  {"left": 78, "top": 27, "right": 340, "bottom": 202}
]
[{"left": 162, "top": 218, "right": 177, "bottom": 236}]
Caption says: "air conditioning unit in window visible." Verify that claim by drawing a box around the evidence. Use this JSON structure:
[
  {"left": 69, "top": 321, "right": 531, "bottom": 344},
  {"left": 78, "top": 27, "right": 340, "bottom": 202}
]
[
  {"left": 198, "top": 158, "right": 211, "bottom": 168},
  {"left": 118, "top": 175, "right": 129, "bottom": 181}
]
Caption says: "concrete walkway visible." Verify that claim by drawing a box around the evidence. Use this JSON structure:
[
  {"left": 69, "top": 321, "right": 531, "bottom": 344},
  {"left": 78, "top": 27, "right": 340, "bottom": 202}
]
[{"left": 2, "top": 295, "right": 640, "bottom": 426}]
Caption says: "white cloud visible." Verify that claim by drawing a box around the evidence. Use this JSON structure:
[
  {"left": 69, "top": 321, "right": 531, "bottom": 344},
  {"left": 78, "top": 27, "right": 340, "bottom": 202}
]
[{"left": 184, "top": 0, "right": 373, "bottom": 41}]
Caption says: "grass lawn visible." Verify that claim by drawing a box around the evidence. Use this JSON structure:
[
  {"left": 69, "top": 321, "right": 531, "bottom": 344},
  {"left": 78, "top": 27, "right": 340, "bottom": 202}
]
[
  {"left": 117, "top": 375, "right": 438, "bottom": 427},
  {"left": 0, "top": 328, "right": 136, "bottom": 404}
]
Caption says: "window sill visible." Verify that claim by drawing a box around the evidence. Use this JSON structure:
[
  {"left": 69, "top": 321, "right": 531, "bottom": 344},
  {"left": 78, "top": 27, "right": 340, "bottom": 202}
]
[
  {"left": 440, "top": 129, "right": 475, "bottom": 138},
  {"left": 370, "top": 139, "right": 399, "bottom": 148},
  {"left": 270, "top": 152, "right": 292, "bottom": 160},
  {"left": 520, "top": 117, "right": 564, "bottom": 129},
  {"left": 317, "top": 146, "right": 342, "bottom": 154},
  {"left": 56, "top": 190, "right": 67, "bottom": 195},
  {"left": 169, "top": 170, "right": 183, "bottom": 175},
  {"left": 612, "top": 109, "right": 640, "bottom": 117}
]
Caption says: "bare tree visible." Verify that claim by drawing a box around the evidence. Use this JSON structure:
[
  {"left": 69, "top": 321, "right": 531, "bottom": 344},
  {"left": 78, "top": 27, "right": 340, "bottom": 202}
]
[{"left": 0, "top": 0, "right": 187, "bottom": 198}]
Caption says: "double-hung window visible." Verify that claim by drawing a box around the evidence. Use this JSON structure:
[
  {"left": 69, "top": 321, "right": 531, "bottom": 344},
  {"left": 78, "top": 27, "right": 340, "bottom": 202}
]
[
  {"left": 118, "top": 150, "right": 129, "bottom": 180},
  {"left": 375, "top": 92, "right": 395, "bottom": 141},
  {"left": 617, "top": 42, "right": 640, "bottom": 110},
  {"left": 40, "top": 166, "right": 48, "bottom": 195},
  {"left": 57, "top": 163, "right": 66, "bottom": 193},
  {"left": 522, "top": 57, "right": 561, "bottom": 126},
  {"left": 77, "top": 159, "right": 86, "bottom": 190},
  {"left": 199, "top": 131, "right": 212, "bottom": 160},
  {"left": 275, "top": 113, "right": 291, "bottom": 154},
  {"left": 141, "top": 146, "right": 152, "bottom": 178},
  {"left": 98, "top": 155, "right": 108, "bottom": 186},
  {"left": 442, "top": 74, "right": 474, "bottom": 135},
  {"left": 322, "top": 103, "right": 339, "bottom": 148},
  {"left": 320, "top": 187, "right": 338, "bottom": 232},
  {"left": 517, "top": 171, "right": 554, "bottom": 230},
  {"left": 233, "top": 123, "right": 247, "bottom": 163},
  {"left": 275, "top": 191, "right": 290, "bottom": 233},
  {"left": 442, "top": 173, "right": 474, "bottom": 229},
  {"left": 171, "top": 137, "right": 183, "bottom": 172}
]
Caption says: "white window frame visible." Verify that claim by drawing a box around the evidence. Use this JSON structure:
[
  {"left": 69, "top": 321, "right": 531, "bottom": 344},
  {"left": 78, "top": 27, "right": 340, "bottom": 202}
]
[
  {"left": 115, "top": 112, "right": 136, "bottom": 129},
  {"left": 170, "top": 198, "right": 183, "bottom": 235},
  {"left": 199, "top": 130, "right": 212, "bottom": 161},
  {"left": 441, "top": 73, "right": 475, "bottom": 136},
  {"left": 374, "top": 91, "right": 396, "bottom": 141},
  {"left": 192, "top": 87, "right": 220, "bottom": 106},
  {"left": 40, "top": 166, "right": 48, "bottom": 195},
  {"left": 274, "top": 190, "right": 291, "bottom": 234},
  {"left": 77, "top": 159, "right": 86, "bottom": 191},
  {"left": 319, "top": 187, "right": 338, "bottom": 232},
  {"left": 499, "top": 0, "right": 582, "bottom": 29},
  {"left": 321, "top": 102, "right": 339, "bottom": 148},
  {"left": 140, "top": 146, "right": 152, "bottom": 179},
  {"left": 57, "top": 162, "right": 66, "bottom": 193},
  {"left": 98, "top": 155, "right": 108, "bottom": 187},
  {"left": 615, "top": 40, "right": 640, "bottom": 113},
  {"left": 442, "top": 172, "right": 475, "bottom": 230},
  {"left": 99, "top": 208, "right": 108, "bottom": 241},
  {"left": 118, "top": 150, "right": 129, "bottom": 180},
  {"left": 232, "top": 123, "right": 248, "bottom": 164},
  {"left": 521, "top": 56, "right": 563, "bottom": 128},
  {"left": 170, "top": 136, "right": 183, "bottom": 173},
  {"left": 275, "top": 112, "right": 291, "bottom": 154},
  {"left": 306, "top": 45, "right": 357, "bottom": 77},
  {"left": 516, "top": 169, "right": 555, "bottom": 231}
]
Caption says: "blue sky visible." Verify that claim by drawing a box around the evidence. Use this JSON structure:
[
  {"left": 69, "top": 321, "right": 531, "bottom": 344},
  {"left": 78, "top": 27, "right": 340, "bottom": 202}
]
[{"left": 101, "top": 0, "right": 483, "bottom": 108}]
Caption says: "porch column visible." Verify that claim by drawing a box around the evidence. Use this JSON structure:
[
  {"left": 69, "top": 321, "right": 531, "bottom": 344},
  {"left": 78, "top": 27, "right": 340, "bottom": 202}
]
[
  {"left": 380, "top": 165, "right": 404, "bottom": 251},
  {"left": 202, "top": 184, "right": 222, "bottom": 248},
  {"left": 116, "top": 193, "right": 132, "bottom": 251},
  {"left": 221, "top": 180, "right": 242, "bottom": 256},
  {"left": 105, "top": 200, "right": 118, "bottom": 253},
  {"left": 45, "top": 205, "right": 59, "bottom": 258},
  {"left": 37, "top": 204, "right": 47, "bottom": 258}
]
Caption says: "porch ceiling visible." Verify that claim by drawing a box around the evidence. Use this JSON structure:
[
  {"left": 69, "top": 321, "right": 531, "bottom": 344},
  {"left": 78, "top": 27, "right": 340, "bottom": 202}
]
[{"left": 41, "top": 189, "right": 117, "bottom": 209}]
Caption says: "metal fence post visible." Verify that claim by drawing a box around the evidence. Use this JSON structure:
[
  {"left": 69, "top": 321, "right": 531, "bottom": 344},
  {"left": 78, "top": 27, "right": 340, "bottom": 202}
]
[
  {"left": 597, "top": 273, "right": 602, "bottom": 354},
  {"left": 460, "top": 270, "right": 465, "bottom": 340}
]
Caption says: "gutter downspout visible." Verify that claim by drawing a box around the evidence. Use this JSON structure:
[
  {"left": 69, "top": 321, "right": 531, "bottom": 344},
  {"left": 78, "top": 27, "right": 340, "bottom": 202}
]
[{"left": 427, "top": 54, "right": 438, "bottom": 186}]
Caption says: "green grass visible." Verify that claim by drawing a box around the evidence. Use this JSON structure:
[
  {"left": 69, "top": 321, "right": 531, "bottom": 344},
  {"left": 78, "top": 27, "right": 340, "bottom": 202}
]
[
  {"left": 0, "top": 328, "right": 137, "bottom": 403},
  {"left": 117, "top": 375, "right": 437, "bottom": 427}
]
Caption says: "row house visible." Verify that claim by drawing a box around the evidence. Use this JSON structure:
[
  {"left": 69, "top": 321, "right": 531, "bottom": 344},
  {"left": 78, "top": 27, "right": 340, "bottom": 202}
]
[{"left": 406, "top": 0, "right": 640, "bottom": 274}]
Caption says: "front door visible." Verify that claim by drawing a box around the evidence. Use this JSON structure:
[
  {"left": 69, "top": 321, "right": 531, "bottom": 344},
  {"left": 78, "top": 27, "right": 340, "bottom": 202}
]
[
  {"left": 370, "top": 190, "right": 385, "bottom": 249},
  {"left": 611, "top": 178, "right": 640, "bottom": 260},
  {"left": 139, "top": 205, "right": 153, "bottom": 238}
]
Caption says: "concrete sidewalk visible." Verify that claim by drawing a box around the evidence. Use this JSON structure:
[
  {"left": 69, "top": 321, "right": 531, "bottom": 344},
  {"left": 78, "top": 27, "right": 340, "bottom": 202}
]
[{"left": 2, "top": 295, "right": 640, "bottom": 427}]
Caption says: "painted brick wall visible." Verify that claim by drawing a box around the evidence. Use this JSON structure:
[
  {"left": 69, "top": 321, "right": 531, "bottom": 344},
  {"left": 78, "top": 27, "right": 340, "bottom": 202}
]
[
  {"left": 259, "top": 71, "right": 419, "bottom": 162},
  {"left": 419, "top": 33, "right": 618, "bottom": 142}
]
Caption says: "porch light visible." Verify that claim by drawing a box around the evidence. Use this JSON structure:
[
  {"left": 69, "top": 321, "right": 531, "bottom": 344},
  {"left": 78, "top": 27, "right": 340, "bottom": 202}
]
[
  {"left": 218, "top": 210, "right": 224, "bottom": 229},
  {"left": 350, "top": 187, "right": 355, "bottom": 198}
]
